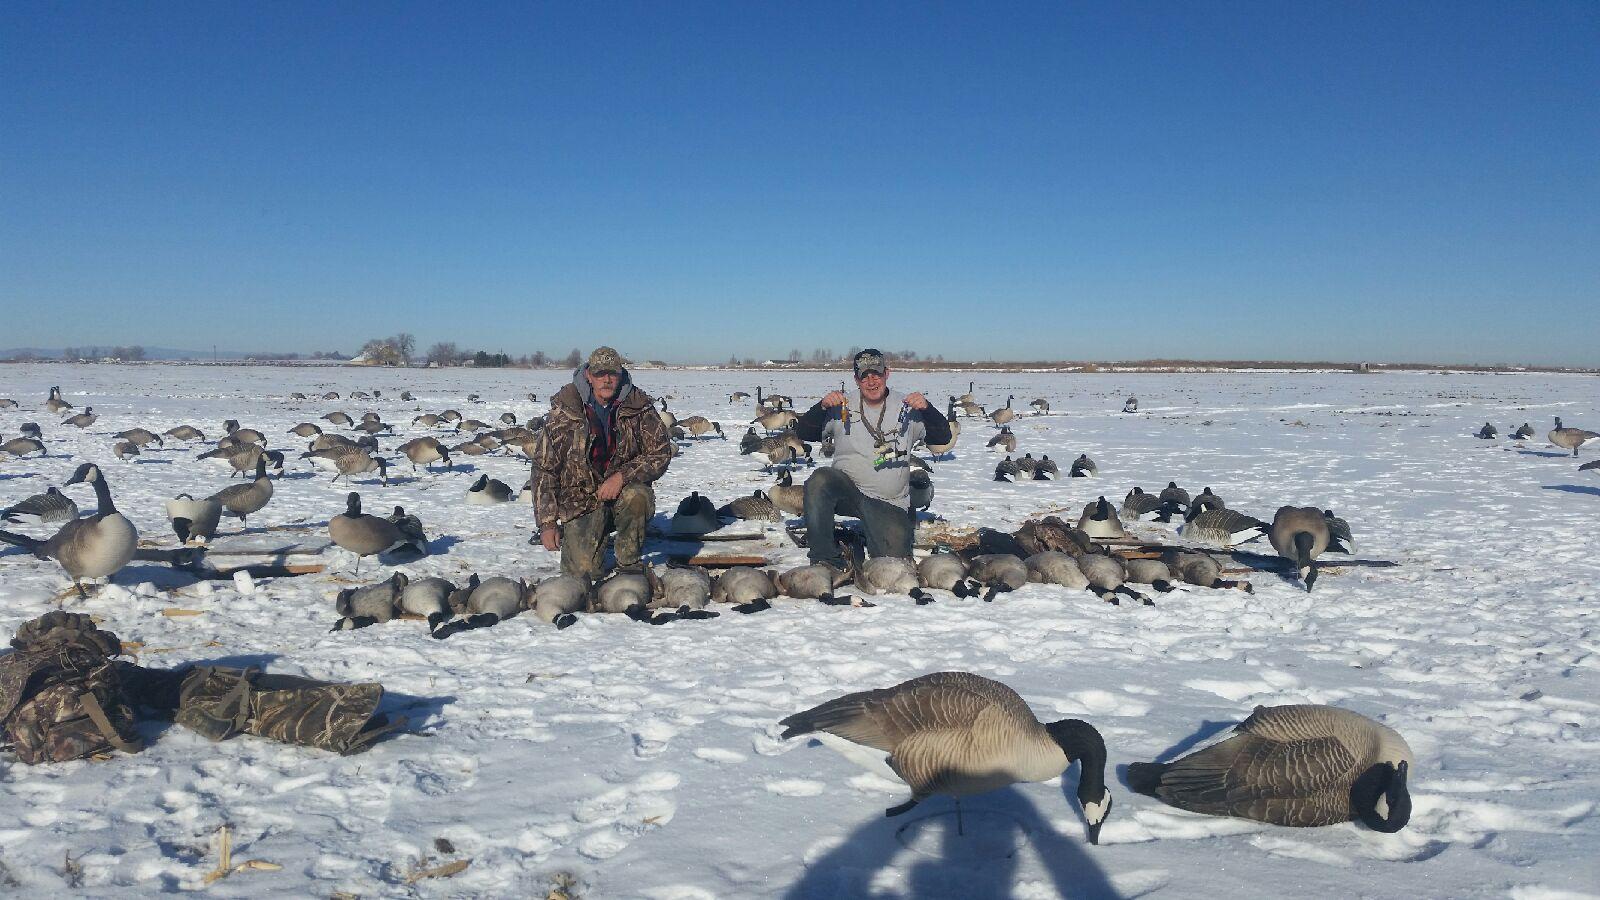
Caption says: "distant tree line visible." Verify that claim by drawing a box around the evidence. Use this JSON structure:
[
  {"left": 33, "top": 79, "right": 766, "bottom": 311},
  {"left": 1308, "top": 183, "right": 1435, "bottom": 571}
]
[{"left": 62, "top": 345, "right": 146, "bottom": 361}]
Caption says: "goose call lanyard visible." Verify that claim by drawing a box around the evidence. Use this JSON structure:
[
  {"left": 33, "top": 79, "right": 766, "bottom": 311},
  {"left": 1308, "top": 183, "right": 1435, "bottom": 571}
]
[{"left": 854, "top": 394, "right": 908, "bottom": 468}]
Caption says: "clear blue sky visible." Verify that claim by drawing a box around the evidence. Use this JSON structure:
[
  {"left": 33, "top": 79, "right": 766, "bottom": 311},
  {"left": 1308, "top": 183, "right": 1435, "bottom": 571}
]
[{"left": 2, "top": 2, "right": 1596, "bottom": 365}]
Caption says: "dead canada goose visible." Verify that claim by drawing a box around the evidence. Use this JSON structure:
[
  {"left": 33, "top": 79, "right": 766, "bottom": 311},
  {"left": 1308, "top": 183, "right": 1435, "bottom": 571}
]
[
  {"left": 461, "top": 576, "right": 532, "bottom": 628},
  {"left": 776, "top": 563, "right": 853, "bottom": 605},
  {"left": 989, "top": 395, "right": 1016, "bottom": 427},
  {"left": 1181, "top": 507, "right": 1269, "bottom": 546},
  {"left": 0, "top": 437, "right": 47, "bottom": 458},
  {"left": 63, "top": 407, "right": 97, "bottom": 428},
  {"left": 1161, "top": 549, "right": 1253, "bottom": 592},
  {"left": 1511, "top": 422, "right": 1535, "bottom": 440},
  {"left": 164, "top": 493, "right": 223, "bottom": 545},
  {"left": 1271, "top": 506, "right": 1331, "bottom": 591},
  {"left": 288, "top": 422, "right": 323, "bottom": 438},
  {"left": 532, "top": 575, "right": 588, "bottom": 629},
  {"left": 1128, "top": 704, "right": 1413, "bottom": 831},
  {"left": 3, "top": 487, "right": 80, "bottom": 525},
  {"left": 849, "top": 553, "right": 922, "bottom": 600},
  {"left": 1123, "top": 558, "right": 1177, "bottom": 592},
  {"left": 327, "top": 492, "right": 424, "bottom": 575},
  {"left": 1076, "top": 552, "right": 1148, "bottom": 605},
  {"left": 711, "top": 566, "right": 779, "bottom": 613},
  {"left": 163, "top": 425, "right": 206, "bottom": 442},
  {"left": 1024, "top": 551, "right": 1088, "bottom": 590},
  {"left": 1475, "top": 422, "right": 1497, "bottom": 440},
  {"left": 656, "top": 565, "right": 714, "bottom": 610},
  {"left": 1068, "top": 454, "right": 1097, "bottom": 478},
  {"left": 331, "top": 572, "right": 408, "bottom": 630},
  {"left": 398, "top": 576, "right": 457, "bottom": 634},
  {"left": 45, "top": 387, "right": 72, "bottom": 414},
  {"left": 1549, "top": 417, "right": 1600, "bottom": 456},
  {"left": 986, "top": 427, "right": 1016, "bottom": 453},
  {"left": 208, "top": 455, "right": 275, "bottom": 526},
  {"left": 993, "top": 455, "right": 1021, "bottom": 482},
  {"left": 397, "top": 437, "right": 452, "bottom": 473},
  {"left": 779, "top": 671, "right": 1112, "bottom": 843},
  {"left": 918, "top": 551, "right": 975, "bottom": 597},
  {"left": 0, "top": 463, "right": 137, "bottom": 598},
  {"left": 466, "top": 474, "right": 513, "bottom": 504},
  {"left": 112, "top": 441, "right": 140, "bottom": 461},
  {"left": 1077, "top": 497, "right": 1125, "bottom": 539},
  {"left": 962, "top": 553, "right": 1029, "bottom": 601},
  {"left": 115, "top": 428, "right": 163, "bottom": 448},
  {"left": 923, "top": 404, "right": 960, "bottom": 457},
  {"left": 592, "top": 568, "right": 659, "bottom": 618}
]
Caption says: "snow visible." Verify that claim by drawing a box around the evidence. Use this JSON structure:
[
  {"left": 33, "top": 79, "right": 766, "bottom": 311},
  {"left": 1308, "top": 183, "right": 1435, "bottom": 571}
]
[{"left": 1, "top": 363, "right": 1598, "bottom": 897}]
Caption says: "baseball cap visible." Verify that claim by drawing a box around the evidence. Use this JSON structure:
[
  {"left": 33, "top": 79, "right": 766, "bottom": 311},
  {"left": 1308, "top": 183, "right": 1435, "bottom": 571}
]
[
  {"left": 852, "top": 349, "right": 887, "bottom": 378},
  {"left": 587, "top": 346, "right": 625, "bottom": 374}
]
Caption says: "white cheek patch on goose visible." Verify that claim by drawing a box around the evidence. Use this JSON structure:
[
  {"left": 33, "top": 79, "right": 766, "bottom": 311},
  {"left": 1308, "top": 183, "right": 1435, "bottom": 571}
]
[
  {"left": 1084, "top": 791, "right": 1111, "bottom": 824},
  {"left": 1374, "top": 795, "right": 1390, "bottom": 819}
]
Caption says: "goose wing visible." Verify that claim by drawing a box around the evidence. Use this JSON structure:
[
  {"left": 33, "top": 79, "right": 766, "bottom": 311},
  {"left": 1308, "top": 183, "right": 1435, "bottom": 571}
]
[
  {"left": 3, "top": 490, "right": 79, "bottom": 524},
  {"left": 1145, "top": 729, "right": 1358, "bottom": 806},
  {"left": 779, "top": 672, "right": 1027, "bottom": 752}
]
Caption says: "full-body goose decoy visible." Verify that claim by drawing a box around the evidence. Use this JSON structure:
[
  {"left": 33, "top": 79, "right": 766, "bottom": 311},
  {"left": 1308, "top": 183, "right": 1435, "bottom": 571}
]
[
  {"left": 1, "top": 437, "right": 47, "bottom": 458},
  {"left": 1128, "top": 704, "right": 1413, "bottom": 831},
  {"left": 0, "top": 398, "right": 15, "bottom": 409},
  {"left": 289, "top": 422, "right": 323, "bottom": 438},
  {"left": 779, "top": 672, "right": 1113, "bottom": 843},
  {"left": 993, "top": 455, "right": 1021, "bottom": 482},
  {"left": 1271, "top": 506, "right": 1331, "bottom": 591},
  {"left": 1122, "top": 397, "right": 1138, "bottom": 413},
  {"left": 200, "top": 444, "right": 284, "bottom": 479},
  {"left": 164, "top": 493, "right": 223, "bottom": 545},
  {"left": 322, "top": 391, "right": 340, "bottom": 400},
  {"left": 1189, "top": 487, "right": 1225, "bottom": 516},
  {"left": 45, "top": 386, "right": 72, "bottom": 414},
  {"left": 1068, "top": 454, "right": 1097, "bottom": 478},
  {"left": 1511, "top": 422, "right": 1535, "bottom": 440},
  {"left": 163, "top": 425, "right": 206, "bottom": 442},
  {"left": 1549, "top": 417, "right": 1600, "bottom": 456},
  {"left": 2, "top": 487, "right": 80, "bottom": 525},
  {"left": 112, "top": 440, "right": 141, "bottom": 461},
  {"left": 466, "top": 474, "right": 513, "bottom": 504},
  {"left": 303, "top": 445, "right": 389, "bottom": 485},
  {"left": 0, "top": 463, "right": 137, "bottom": 598},
  {"left": 1077, "top": 497, "right": 1125, "bottom": 539},
  {"left": 1031, "top": 454, "right": 1059, "bottom": 480},
  {"left": 1016, "top": 453, "right": 1039, "bottom": 479},
  {"left": 18, "top": 423, "right": 43, "bottom": 441},
  {"left": 1475, "top": 422, "right": 1497, "bottom": 439},
  {"left": 719, "top": 490, "right": 781, "bottom": 522},
  {"left": 986, "top": 427, "right": 1016, "bottom": 453},
  {"left": 208, "top": 455, "right": 275, "bottom": 527},
  {"left": 115, "top": 428, "right": 163, "bottom": 448},
  {"left": 1322, "top": 510, "right": 1356, "bottom": 554},
  {"left": 1029, "top": 398, "right": 1050, "bottom": 415},
  {"left": 63, "top": 406, "right": 97, "bottom": 428},
  {"left": 322, "top": 411, "right": 353, "bottom": 427},
  {"left": 989, "top": 395, "right": 1016, "bottom": 427},
  {"left": 397, "top": 437, "right": 452, "bottom": 473},
  {"left": 1158, "top": 481, "right": 1191, "bottom": 512},
  {"left": 328, "top": 492, "right": 425, "bottom": 575},
  {"left": 753, "top": 409, "right": 798, "bottom": 433},
  {"left": 1181, "top": 506, "right": 1268, "bottom": 545},
  {"left": 769, "top": 469, "right": 806, "bottom": 517},
  {"left": 680, "top": 416, "right": 724, "bottom": 439}
]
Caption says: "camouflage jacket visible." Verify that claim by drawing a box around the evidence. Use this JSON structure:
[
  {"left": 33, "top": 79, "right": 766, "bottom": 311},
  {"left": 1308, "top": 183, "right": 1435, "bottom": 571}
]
[{"left": 534, "top": 374, "right": 672, "bottom": 529}]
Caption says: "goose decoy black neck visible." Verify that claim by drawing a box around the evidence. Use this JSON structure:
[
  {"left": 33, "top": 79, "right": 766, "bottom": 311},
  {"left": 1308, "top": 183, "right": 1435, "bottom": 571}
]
[
  {"left": 1353, "top": 760, "right": 1411, "bottom": 833},
  {"left": 1045, "top": 718, "right": 1112, "bottom": 844},
  {"left": 345, "top": 492, "right": 362, "bottom": 516},
  {"left": 65, "top": 463, "right": 115, "bottom": 515}
]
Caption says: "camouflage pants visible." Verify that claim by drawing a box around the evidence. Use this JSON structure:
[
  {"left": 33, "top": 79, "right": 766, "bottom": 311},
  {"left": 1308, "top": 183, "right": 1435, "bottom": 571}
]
[{"left": 561, "top": 483, "right": 655, "bottom": 579}]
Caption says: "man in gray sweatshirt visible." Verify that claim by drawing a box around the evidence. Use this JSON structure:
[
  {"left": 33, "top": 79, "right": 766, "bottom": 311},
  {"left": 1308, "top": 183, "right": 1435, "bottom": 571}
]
[{"left": 792, "top": 349, "right": 952, "bottom": 570}]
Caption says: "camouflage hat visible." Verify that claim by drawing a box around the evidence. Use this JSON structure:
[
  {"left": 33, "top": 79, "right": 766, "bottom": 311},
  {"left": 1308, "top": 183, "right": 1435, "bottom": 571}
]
[
  {"left": 852, "top": 348, "right": 887, "bottom": 378},
  {"left": 587, "top": 346, "right": 625, "bottom": 374}
]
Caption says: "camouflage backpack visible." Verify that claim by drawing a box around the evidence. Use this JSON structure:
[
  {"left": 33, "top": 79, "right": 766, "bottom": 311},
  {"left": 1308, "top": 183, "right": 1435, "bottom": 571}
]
[
  {"left": 0, "top": 612, "right": 144, "bottom": 764},
  {"left": 174, "top": 666, "right": 401, "bottom": 755}
]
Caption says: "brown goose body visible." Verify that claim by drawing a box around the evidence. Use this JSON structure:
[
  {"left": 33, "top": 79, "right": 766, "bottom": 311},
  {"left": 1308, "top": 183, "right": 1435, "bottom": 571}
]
[
  {"left": 1129, "top": 704, "right": 1413, "bottom": 830},
  {"left": 208, "top": 457, "right": 275, "bottom": 524},
  {"left": 1270, "top": 506, "right": 1330, "bottom": 591}
]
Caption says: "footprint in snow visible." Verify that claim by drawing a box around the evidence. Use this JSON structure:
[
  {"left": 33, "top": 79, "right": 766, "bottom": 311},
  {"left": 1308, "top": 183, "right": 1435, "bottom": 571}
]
[{"left": 570, "top": 771, "right": 681, "bottom": 861}]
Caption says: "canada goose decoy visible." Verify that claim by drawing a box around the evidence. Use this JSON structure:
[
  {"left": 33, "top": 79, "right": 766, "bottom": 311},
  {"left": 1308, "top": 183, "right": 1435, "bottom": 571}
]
[
  {"left": 993, "top": 455, "right": 1021, "bottom": 482},
  {"left": 288, "top": 422, "right": 323, "bottom": 438},
  {"left": 332, "top": 572, "right": 408, "bottom": 630},
  {"left": 769, "top": 469, "right": 806, "bottom": 517},
  {"left": 1028, "top": 398, "right": 1050, "bottom": 416},
  {"left": 1024, "top": 454, "right": 1057, "bottom": 480},
  {"left": 779, "top": 672, "right": 1112, "bottom": 843},
  {"left": 457, "top": 418, "right": 492, "bottom": 433},
  {"left": 228, "top": 426, "right": 267, "bottom": 445},
  {"left": 307, "top": 432, "right": 377, "bottom": 454},
  {"left": 986, "top": 427, "right": 1016, "bottom": 453},
  {"left": 0, "top": 398, "right": 15, "bottom": 409},
  {"left": 1181, "top": 507, "right": 1269, "bottom": 546},
  {"left": 658, "top": 401, "right": 677, "bottom": 430},
  {"left": 45, "top": 386, "right": 72, "bottom": 414},
  {"left": 440, "top": 409, "right": 464, "bottom": 423},
  {"left": 112, "top": 441, "right": 141, "bottom": 461},
  {"left": 412, "top": 413, "right": 443, "bottom": 429},
  {"left": 753, "top": 435, "right": 810, "bottom": 472},
  {"left": 401, "top": 391, "right": 416, "bottom": 402},
  {"left": 680, "top": 416, "right": 724, "bottom": 439},
  {"left": 753, "top": 409, "right": 798, "bottom": 433},
  {"left": 290, "top": 392, "right": 308, "bottom": 400},
  {"left": 1475, "top": 422, "right": 1497, "bottom": 440},
  {"left": 1322, "top": 509, "right": 1356, "bottom": 554},
  {"left": 466, "top": 474, "right": 513, "bottom": 504},
  {"left": 115, "top": 428, "right": 163, "bottom": 448},
  {"left": 1120, "top": 487, "right": 1165, "bottom": 521},
  {"left": 711, "top": 566, "right": 779, "bottom": 613},
  {"left": 532, "top": 575, "right": 589, "bottom": 629},
  {"left": 2, "top": 487, "right": 79, "bottom": 525},
  {"left": 1512, "top": 422, "right": 1535, "bottom": 440},
  {"left": 397, "top": 437, "right": 452, "bottom": 473},
  {"left": 327, "top": 492, "right": 424, "bottom": 575},
  {"left": 1549, "top": 417, "right": 1600, "bottom": 456},
  {"left": 1129, "top": 704, "right": 1412, "bottom": 831},
  {"left": 208, "top": 455, "right": 275, "bottom": 527},
  {"left": 1077, "top": 497, "right": 1125, "bottom": 539},
  {"left": 1271, "top": 506, "right": 1331, "bottom": 591},
  {"left": 351, "top": 391, "right": 371, "bottom": 400},
  {"left": 499, "top": 412, "right": 518, "bottom": 426},
  {"left": 200, "top": 444, "right": 285, "bottom": 479},
  {"left": 958, "top": 381, "right": 977, "bottom": 405},
  {"left": 1161, "top": 549, "right": 1253, "bottom": 592},
  {"left": 1581, "top": 459, "right": 1600, "bottom": 473},
  {"left": 1077, "top": 553, "right": 1148, "bottom": 605},
  {"left": 719, "top": 490, "right": 781, "bottom": 522},
  {"left": 1016, "top": 453, "right": 1038, "bottom": 478},
  {"left": 164, "top": 493, "right": 223, "bottom": 545},
  {"left": 63, "top": 406, "right": 97, "bottom": 428},
  {"left": 909, "top": 468, "right": 934, "bottom": 513},
  {"left": 304, "top": 445, "right": 389, "bottom": 485},
  {"left": 729, "top": 391, "right": 750, "bottom": 402},
  {"left": 1068, "top": 454, "right": 1097, "bottom": 478},
  {"left": 19, "top": 423, "right": 43, "bottom": 441},
  {"left": 0, "top": 463, "right": 137, "bottom": 598},
  {"left": 1024, "top": 551, "right": 1088, "bottom": 590},
  {"left": 163, "top": 425, "right": 206, "bottom": 442},
  {"left": 989, "top": 395, "right": 1016, "bottom": 427},
  {"left": 1190, "top": 487, "right": 1225, "bottom": 515},
  {"left": 354, "top": 418, "right": 392, "bottom": 435},
  {"left": 1158, "top": 482, "right": 1190, "bottom": 512},
  {"left": 1122, "top": 397, "right": 1138, "bottom": 413},
  {"left": 738, "top": 427, "right": 762, "bottom": 455},
  {"left": 322, "top": 411, "right": 353, "bottom": 427},
  {"left": 0, "top": 437, "right": 47, "bottom": 458}
]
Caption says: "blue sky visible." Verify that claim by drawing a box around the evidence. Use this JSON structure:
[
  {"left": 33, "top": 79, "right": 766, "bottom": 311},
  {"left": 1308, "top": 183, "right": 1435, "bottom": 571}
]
[{"left": 2, "top": 2, "right": 1596, "bottom": 365}]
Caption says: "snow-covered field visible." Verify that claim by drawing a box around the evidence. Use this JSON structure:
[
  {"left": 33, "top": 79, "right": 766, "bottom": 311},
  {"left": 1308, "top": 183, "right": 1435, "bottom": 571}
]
[{"left": 0, "top": 363, "right": 1597, "bottom": 898}]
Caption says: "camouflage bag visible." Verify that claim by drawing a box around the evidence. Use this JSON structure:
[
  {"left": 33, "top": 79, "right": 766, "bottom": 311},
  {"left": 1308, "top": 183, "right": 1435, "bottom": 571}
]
[
  {"left": 175, "top": 666, "right": 402, "bottom": 755},
  {"left": 0, "top": 611, "right": 144, "bottom": 764}
]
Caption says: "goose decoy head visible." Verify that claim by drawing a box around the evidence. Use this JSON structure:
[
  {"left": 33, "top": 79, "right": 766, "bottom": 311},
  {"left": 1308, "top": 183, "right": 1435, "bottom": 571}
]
[
  {"left": 471, "top": 474, "right": 488, "bottom": 491},
  {"left": 345, "top": 492, "right": 362, "bottom": 516},
  {"left": 1095, "top": 496, "right": 1111, "bottom": 519},
  {"left": 64, "top": 462, "right": 100, "bottom": 486},
  {"left": 1353, "top": 760, "right": 1411, "bottom": 833},
  {"left": 1044, "top": 718, "right": 1111, "bottom": 844}
]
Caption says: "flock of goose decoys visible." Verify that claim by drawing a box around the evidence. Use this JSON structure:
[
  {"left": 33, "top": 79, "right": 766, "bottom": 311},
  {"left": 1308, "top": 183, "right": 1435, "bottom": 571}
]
[{"left": 0, "top": 378, "right": 1590, "bottom": 847}]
